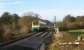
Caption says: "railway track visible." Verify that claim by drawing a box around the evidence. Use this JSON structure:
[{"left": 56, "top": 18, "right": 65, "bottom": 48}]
[
  {"left": 0, "top": 32, "right": 35, "bottom": 46},
  {"left": 31, "top": 32, "right": 43, "bottom": 37},
  {"left": 0, "top": 32, "right": 48, "bottom": 48},
  {"left": 39, "top": 32, "right": 48, "bottom": 38}
]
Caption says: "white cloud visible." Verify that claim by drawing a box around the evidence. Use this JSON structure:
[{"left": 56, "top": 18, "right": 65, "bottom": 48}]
[
  {"left": 1, "top": 8, "right": 84, "bottom": 21},
  {"left": 21, "top": 9, "right": 84, "bottom": 21},
  {"left": 0, "top": 0, "right": 23, "bottom": 15},
  {"left": 0, "top": 0, "right": 22, "bottom": 5}
]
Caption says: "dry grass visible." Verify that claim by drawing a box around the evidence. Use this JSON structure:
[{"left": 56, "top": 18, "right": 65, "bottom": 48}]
[{"left": 47, "top": 32, "right": 77, "bottom": 50}]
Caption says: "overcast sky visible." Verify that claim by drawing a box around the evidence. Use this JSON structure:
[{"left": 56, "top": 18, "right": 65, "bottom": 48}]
[{"left": 0, "top": 0, "right": 84, "bottom": 21}]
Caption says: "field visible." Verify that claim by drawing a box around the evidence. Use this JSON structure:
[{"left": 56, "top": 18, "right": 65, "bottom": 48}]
[
  {"left": 66, "top": 29, "right": 84, "bottom": 39},
  {"left": 48, "top": 30, "right": 84, "bottom": 50},
  {"left": 67, "top": 29, "right": 84, "bottom": 32}
]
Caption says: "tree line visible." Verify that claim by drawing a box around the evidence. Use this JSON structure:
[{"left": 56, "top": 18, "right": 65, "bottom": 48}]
[
  {"left": 1, "top": 12, "right": 84, "bottom": 42},
  {"left": 56, "top": 15, "right": 84, "bottom": 31},
  {"left": 0, "top": 12, "right": 39, "bottom": 42}
]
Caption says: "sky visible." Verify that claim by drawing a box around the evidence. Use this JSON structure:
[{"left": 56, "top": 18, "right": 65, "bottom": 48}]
[{"left": 0, "top": 0, "right": 84, "bottom": 22}]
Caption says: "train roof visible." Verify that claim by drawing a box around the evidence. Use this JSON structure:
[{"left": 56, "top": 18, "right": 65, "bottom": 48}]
[{"left": 39, "top": 19, "right": 52, "bottom": 24}]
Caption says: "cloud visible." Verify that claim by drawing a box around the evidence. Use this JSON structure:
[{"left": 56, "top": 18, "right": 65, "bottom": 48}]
[
  {"left": 0, "top": 6, "right": 84, "bottom": 21},
  {"left": 20, "top": 9, "right": 84, "bottom": 21},
  {"left": 0, "top": 0, "right": 22, "bottom": 2},
  {"left": 0, "top": 0, "right": 23, "bottom": 5},
  {"left": 0, "top": 0, "right": 23, "bottom": 14}
]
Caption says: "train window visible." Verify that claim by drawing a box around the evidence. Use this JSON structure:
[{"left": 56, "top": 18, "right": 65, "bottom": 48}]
[
  {"left": 33, "top": 22, "right": 38, "bottom": 25},
  {"left": 32, "top": 22, "right": 38, "bottom": 25}
]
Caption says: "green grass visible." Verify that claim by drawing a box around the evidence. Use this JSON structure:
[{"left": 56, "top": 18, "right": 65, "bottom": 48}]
[
  {"left": 65, "top": 29, "right": 84, "bottom": 39},
  {"left": 67, "top": 29, "right": 84, "bottom": 32},
  {"left": 67, "top": 29, "right": 84, "bottom": 36}
]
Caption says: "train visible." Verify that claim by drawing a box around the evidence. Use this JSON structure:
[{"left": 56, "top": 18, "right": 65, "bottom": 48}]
[{"left": 32, "top": 19, "right": 52, "bottom": 32}]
